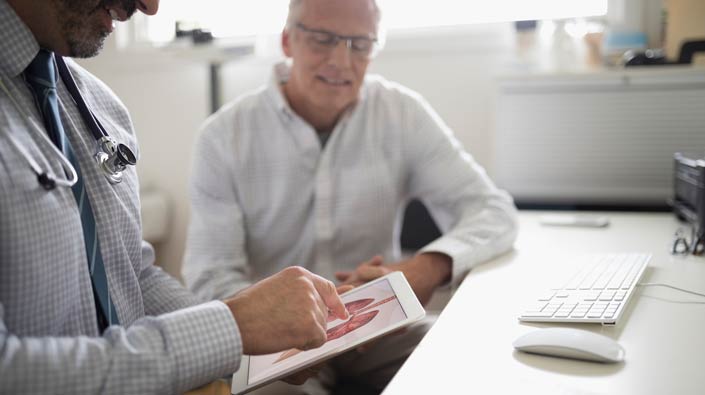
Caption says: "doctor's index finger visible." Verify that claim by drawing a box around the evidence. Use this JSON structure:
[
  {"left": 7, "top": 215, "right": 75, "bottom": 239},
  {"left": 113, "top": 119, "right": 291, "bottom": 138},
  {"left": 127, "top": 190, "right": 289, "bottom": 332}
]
[{"left": 309, "top": 273, "right": 349, "bottom": 320}]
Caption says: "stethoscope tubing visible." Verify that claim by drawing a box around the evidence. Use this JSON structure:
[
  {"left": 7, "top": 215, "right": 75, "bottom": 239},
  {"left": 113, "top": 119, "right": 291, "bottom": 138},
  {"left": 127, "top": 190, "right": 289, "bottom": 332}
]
[
  {"left": 0, "top": 73, "right": 78, "bottom": 189},
  {"left": 55, "top": 56, "right": 109, "bottom": 143}
]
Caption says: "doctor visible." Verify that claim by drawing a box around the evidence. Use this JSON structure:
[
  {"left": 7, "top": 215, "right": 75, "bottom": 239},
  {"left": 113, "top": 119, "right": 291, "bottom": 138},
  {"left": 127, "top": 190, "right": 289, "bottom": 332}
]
[{"left": 0, "top": 0, "right": 348, "bottom": 393}]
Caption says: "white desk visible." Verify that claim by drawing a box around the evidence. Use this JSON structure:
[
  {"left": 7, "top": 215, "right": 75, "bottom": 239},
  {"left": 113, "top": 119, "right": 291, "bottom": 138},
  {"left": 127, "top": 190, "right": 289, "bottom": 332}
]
[{"left": 383, "top": 211, "right": 705, "bottom": 395}]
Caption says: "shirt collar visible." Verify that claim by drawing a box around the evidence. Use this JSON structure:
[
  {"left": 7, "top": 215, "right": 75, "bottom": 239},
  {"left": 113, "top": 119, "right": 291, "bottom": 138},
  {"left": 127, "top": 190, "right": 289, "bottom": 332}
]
[
  {"left": 265, "top": 61, "right": 295, "bottom": 118},
  {"left": 0, "top": 0, "right": 40, "bottom": 78}
]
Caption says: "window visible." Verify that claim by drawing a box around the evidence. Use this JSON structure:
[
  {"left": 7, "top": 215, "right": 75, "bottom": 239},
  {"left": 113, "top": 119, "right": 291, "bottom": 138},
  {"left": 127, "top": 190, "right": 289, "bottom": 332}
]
[
  {"left": 141, "top": 0, "right": 607, "bottom": 44},
  {"left": 142, "top": 0, "right": 289, "bottom": 43},
  {"left": 381, "top": 0, "right": 606, "bottom": 30}
]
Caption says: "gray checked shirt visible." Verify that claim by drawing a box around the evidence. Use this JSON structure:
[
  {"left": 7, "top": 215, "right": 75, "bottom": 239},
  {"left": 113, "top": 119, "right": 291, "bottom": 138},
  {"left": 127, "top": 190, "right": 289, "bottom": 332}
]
[{"left": 0, "top": 1, "right": 242, "bottom": 393}]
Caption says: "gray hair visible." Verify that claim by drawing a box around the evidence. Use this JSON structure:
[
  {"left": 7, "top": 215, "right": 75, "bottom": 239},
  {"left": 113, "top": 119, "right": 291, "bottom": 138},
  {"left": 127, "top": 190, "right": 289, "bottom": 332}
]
[{"left": 285, "top": 0, "right": 382, "bottom": 34}]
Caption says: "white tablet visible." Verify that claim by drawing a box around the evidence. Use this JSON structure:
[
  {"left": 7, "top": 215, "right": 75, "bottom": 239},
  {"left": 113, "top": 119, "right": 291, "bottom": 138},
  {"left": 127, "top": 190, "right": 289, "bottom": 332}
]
[
  {"left": 539, "top": 214, "right": 610, "bottom": 228},
  {"left": 231, "top": 271, "right": 425, "bottom": 394}
]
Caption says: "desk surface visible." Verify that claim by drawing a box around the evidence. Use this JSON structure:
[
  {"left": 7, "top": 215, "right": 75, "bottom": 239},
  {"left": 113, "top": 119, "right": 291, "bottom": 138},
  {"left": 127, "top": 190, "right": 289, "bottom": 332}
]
[{"left": 383, "top": 211, "right": 705, "bottom": 395}]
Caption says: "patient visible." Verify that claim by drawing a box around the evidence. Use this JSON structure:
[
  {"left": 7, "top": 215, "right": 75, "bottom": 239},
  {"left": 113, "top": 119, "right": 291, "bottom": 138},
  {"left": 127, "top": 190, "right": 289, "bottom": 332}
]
[{"left": 183, "top": 0, "right": 518, "bottom": 392}]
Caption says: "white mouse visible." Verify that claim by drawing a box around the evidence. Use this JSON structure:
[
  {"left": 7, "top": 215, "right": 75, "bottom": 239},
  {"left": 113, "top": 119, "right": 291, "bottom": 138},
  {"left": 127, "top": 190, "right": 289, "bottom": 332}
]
[{"left": 513, "top": 327, "right": 625, "bottom": 363}]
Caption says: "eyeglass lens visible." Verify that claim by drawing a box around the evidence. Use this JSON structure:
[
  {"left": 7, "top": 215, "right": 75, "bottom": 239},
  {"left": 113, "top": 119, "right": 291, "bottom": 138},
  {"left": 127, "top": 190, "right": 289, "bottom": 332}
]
[{"left": 296, "top": 23, "right": 376, "bottom": 57}]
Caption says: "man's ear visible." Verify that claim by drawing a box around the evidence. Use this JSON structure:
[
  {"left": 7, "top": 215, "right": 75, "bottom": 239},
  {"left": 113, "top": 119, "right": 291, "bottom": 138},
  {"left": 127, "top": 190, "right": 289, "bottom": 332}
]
[{"left": 282, "top": 28, "right": 292, "bottom": 58}]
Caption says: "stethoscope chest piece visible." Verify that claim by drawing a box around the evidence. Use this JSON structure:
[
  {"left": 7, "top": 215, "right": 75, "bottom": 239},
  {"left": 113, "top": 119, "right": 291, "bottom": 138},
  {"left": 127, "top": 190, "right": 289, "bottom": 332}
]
[{"left": 95, "top": 136, "right": 137, "bottom": 184}]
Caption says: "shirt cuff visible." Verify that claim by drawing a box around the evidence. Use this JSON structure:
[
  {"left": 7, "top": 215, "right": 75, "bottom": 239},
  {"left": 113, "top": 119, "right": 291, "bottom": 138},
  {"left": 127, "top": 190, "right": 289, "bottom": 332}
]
[
  {"left": 158, "top": 300, "right": 243, "bottom": 392},
  {"left": 419, "top": 237, "right": 471, "bottom": 290}
]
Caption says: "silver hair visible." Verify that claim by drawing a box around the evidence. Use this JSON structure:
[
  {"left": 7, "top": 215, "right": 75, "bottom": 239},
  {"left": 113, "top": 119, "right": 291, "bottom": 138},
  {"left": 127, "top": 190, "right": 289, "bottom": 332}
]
[{"left": 285, "top": 0, "right": 382, "bottom": 33}]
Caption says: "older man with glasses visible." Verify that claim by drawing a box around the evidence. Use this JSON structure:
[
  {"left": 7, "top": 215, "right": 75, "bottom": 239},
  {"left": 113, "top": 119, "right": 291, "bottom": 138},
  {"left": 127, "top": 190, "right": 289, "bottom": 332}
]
[{"left": 183, "top": 0, "right": 518, "bottom": 393}]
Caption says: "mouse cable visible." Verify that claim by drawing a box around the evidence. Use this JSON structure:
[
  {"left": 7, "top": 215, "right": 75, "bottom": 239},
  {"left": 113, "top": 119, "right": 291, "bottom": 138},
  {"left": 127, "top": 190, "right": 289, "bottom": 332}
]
[{"left": 638, "top": 283, "right": 705, "bottom": 298}]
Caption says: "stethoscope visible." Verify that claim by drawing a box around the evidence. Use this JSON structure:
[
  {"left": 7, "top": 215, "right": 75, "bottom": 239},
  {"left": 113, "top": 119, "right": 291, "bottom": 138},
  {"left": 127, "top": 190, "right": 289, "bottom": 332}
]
[{"left": 0, "top": 54, "right": 137, "bottom": 190}]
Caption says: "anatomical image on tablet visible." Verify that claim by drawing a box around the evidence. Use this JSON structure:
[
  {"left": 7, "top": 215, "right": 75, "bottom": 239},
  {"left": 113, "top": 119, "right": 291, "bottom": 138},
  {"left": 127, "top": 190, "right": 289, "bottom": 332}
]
[
  {"left": 231, "top": 271, "right": 425, "bottom": 394},
  {"left": 247, "top": 278, "right": 407, "bottom": 385}
]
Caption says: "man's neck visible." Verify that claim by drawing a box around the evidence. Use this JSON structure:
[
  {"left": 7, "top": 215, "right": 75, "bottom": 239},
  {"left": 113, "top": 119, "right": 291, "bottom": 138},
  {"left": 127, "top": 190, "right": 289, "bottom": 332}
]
[{"left": 7, "top": 0, "right": 64, "bottom": 53}]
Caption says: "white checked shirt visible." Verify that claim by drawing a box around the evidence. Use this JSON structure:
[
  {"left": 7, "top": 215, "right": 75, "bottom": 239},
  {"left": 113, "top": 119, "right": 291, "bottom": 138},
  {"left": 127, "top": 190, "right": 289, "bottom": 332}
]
[
  {"left": 0, "top": 1, "right": 242, "bottom": 393},
  {"left": 183, "top": 62, "right": 518, "bottom": 301}
]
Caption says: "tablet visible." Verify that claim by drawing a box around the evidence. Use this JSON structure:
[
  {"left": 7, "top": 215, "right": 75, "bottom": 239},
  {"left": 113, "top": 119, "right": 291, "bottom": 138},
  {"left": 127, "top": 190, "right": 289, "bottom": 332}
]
[
  {"left": 539, "top": 214, "right": 610, "bottom": 228},
  {"left": 231, "top": 271, "right": 425, "bottom": 394}
]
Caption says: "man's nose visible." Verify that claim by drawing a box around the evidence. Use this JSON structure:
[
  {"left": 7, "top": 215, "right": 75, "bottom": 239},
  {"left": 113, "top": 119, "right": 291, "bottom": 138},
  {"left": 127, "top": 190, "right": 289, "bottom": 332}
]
[
  {"left": 328, "top": 39, "right": 353, "bottom": 67},
  {"left": 137, "top": 0, "right": 160, "bottom": 15}
]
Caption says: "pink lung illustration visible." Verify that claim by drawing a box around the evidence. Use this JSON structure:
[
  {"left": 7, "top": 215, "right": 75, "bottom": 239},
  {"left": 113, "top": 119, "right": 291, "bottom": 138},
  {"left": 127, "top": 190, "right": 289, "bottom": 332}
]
[
  {"left": 327, "top": 298, "right": 374, "bottom": 323},
  {"left": 326, "top": 310, "right": 379, "bottom": 341}
]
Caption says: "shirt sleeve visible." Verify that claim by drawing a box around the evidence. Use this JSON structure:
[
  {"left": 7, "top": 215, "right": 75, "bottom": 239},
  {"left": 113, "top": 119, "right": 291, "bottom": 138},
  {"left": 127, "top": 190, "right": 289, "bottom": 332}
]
[
  {"left": 182, "top": 116, "right": 254, "bottom": 301},
  {"left": 402, "top": 93, "right": 519, "bottom": 288},
  {"left": 0, "top": 300, "right": 243, "bottom": 394},
  {"left": 139, "top": 241, "right": 202, "bottom": 316}
]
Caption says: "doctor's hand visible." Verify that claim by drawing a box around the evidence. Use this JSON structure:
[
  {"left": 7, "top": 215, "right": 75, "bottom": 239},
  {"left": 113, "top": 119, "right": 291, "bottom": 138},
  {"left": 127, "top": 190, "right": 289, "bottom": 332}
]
[
  {"left": 335, "top": 253, "right": 452, "bottom": 306},
  {"left": 279, "top": 284, "right": 355, "bottom": 386},
  {"left": 225, "top": 266, "right": 349, "bottom": 355}
]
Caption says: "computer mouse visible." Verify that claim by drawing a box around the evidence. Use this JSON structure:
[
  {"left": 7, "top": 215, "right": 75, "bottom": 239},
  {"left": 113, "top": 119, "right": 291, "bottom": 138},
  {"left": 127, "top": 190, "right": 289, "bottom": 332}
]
[{"left": 513, "top": 328, "right": 625, "bottom": 363}]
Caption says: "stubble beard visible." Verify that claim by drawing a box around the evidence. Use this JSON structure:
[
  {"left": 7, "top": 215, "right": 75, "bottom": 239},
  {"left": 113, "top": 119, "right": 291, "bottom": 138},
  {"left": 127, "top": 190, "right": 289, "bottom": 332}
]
[{"left": 53, "top": 0, "right": 136, "bottom": 58}]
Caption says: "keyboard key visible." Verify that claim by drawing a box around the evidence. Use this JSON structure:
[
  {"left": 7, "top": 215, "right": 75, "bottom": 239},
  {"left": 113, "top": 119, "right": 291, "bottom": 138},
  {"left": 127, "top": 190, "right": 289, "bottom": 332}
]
[
  {"left": 605, "top": 303, "right": 621, "bottom": 314},
  {"left": 599, "top": 290, "right": 616, "bottom": 301},
  {"left": 555, "top": 305, "right": 577, "bottom": 317},
  {"left": 571, "top": 311, "right": 588, "bottom": 318},
  {"left": 538, "top": 291, "right": 555, "bottom": 301},
  {"left": 584, "top": 291, "right": 601, "bottom": 301}
]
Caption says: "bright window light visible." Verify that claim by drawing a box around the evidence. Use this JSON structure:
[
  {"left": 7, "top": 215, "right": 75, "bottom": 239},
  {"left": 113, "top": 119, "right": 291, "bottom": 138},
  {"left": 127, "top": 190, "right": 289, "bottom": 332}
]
[
  {"left": 145, "top": 0, "right": 290, "bottom": 43},
  {"left": 380, "top": 0, "right": 607, "bottom": 30},
  {"left": 143, "top": 0, "right": 607, "bottom": 43}
]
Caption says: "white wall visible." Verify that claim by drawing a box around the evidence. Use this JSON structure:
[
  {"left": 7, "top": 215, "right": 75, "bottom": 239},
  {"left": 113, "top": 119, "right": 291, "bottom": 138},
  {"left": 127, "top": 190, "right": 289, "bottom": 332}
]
[
  {"left": 79, "top": 51, "right": 211, "bottom": 278},
  {"left": 78, "top": 22, "right": 588, "bottom": 278}
]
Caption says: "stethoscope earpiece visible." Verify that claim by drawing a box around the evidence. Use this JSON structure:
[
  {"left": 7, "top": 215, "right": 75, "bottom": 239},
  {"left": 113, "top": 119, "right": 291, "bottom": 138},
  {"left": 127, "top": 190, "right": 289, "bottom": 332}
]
[{"left": 37, "top": 172, "right": 57, "bottom": 191}]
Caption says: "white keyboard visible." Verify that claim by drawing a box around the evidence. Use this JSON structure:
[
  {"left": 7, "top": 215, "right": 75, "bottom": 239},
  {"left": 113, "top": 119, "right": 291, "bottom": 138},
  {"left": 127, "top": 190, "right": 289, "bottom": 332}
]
[{"left": 519, "top": 253, "right": 651, "bottom": 325}]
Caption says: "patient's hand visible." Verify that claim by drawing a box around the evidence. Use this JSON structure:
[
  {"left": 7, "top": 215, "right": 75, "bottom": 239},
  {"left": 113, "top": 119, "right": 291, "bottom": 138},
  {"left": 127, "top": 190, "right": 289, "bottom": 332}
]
[
  {"left": 335, "top": 253, "right": 451, "bottom": 306},
  {"left": 281, "top": 362, "right": 325, "bottom": 386}
]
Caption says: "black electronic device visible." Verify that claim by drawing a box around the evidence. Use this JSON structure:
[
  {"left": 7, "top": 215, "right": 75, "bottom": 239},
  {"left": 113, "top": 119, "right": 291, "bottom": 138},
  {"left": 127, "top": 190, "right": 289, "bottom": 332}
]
[
  {"left": 624, "top": 39, "right": 705, "bottom": 67},
  {"left": 673, "top": 153, "right": 705, "bottom": 253}
]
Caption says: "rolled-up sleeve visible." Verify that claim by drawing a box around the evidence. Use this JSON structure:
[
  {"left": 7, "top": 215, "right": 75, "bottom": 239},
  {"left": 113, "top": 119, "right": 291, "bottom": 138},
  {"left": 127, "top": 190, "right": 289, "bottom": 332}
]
[{"left": 403, "top": 94, "right": 519, "bottom": 288}]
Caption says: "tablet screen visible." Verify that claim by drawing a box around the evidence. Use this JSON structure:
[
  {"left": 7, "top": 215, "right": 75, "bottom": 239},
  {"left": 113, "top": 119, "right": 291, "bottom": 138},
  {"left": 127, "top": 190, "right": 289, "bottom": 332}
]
[{"left": 247, "top": 278, "right": 408, "bottom": 385}]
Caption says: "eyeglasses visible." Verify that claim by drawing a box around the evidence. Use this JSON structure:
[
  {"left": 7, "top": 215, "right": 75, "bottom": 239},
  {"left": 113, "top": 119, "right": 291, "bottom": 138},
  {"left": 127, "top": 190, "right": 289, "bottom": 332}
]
[
  {"left": 294, "top": 22, "right": 379, "bottom": 59},
  {"left": 672, "top": 226, "right": 704, "bottom": 256}
]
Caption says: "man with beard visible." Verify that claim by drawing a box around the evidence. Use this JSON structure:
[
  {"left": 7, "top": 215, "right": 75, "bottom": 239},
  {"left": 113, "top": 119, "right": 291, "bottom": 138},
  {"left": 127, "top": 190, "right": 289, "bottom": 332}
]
[{"left": 0, "top": 1, "right": 350, "bottom": 393}]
